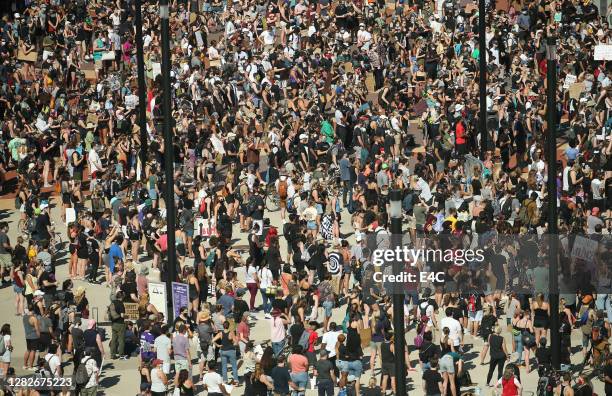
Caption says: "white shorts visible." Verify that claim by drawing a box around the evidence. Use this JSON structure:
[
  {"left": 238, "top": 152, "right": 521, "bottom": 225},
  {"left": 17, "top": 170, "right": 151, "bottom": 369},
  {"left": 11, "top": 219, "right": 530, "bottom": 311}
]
[{"left": 468, "top": 310, "right": 483, "bottom": 322}]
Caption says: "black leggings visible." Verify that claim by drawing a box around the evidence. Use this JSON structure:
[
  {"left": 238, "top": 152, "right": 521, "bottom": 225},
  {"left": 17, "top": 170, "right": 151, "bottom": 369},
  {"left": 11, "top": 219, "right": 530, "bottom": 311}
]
[{"left": 486, "top": 356, "right": 506, "bottom": 385}]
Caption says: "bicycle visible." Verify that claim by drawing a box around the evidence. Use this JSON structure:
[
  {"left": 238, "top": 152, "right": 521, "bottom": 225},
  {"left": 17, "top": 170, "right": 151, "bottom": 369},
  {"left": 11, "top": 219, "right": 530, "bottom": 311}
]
[
  {"left": 264, "top": 184, "right": 280, "bottom": 212},
  {"left": 17, "top": 216, "right": 36, "bottom": 240}
]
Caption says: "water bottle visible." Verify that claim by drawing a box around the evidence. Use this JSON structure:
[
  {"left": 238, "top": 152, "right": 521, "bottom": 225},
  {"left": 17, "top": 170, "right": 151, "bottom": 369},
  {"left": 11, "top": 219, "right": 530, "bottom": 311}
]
[{"left": 474, "top": 386, "right": 481, "bottom": 396}]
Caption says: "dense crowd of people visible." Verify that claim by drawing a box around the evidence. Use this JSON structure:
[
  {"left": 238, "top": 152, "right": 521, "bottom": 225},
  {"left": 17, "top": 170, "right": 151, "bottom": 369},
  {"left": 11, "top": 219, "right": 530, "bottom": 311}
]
[{"left": 0, "top": 0, "right": 611, "bottom": 395}]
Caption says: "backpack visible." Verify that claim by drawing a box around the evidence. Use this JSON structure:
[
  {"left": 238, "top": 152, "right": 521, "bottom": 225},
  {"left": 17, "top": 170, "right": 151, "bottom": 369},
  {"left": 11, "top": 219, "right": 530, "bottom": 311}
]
[
  {"left": 297, "top": 330, "right": 310, "bottom": 350},
  {"left": 278, "top": 179, "right": 288, "bottom": 199},
  {"left": 0, "top": 336, "right": 6, "bottom": 356},
  {"left": 205, "top": 250, "right": 216, "bottom": 269},
  {"left": 43, "top": 355, "right": 55, "bottom": 377},
  {"left": 416, "top": 301, "right": 431, "bottom": 334},
  {"left": 592, "top": 319, "right": 608, "bottom": 342},
  {"left": 75, "top": 357, "right": 92, "bottom": 386},
  {"left": 197, "top": 323, "right": 213, "bottom": 350},
  {"left": 519, "top": 199, "right": 536, "bottom": 225},
  {"left": 301, "top": 244, "right": 312, "bottom": 262},
  {"left": 199, "top": 198, "right": 207, "bottom": 215},
  {"left": 106, "top": 302, "right": 120, "bottom": 322}
]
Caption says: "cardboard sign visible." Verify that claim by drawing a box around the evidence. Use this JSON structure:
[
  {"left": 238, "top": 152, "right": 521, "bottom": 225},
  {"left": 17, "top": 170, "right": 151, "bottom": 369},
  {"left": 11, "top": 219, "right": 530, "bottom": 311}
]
[
  {"left": 82, "top": 62, "right": 97, "bottom": 81},
  {"left": 209, "top": 58, "right": 222, "bottom": 68},
  {"left": 17, "top": 49, "right": 38, "bottom": 62},
  {"left": 124, "top": 303, "right": 140, "bottom": 321},
  {"left": 343, "top": 62, "right": 354, "bottom": 73},
  {"left": 86, "top": 113, "right": 98, "bottom": 125},
  {"left": 365, "top": 72, "right": 376, "bottom": 93},
  {"left": 594, "top": 44, "right": 612, "bottom": 60},
  {"left": 568, "top": 82, "right": 585, "bottom": 100},
  {"left": 571, "top": 236, "right": 598, "bottom": 263}
]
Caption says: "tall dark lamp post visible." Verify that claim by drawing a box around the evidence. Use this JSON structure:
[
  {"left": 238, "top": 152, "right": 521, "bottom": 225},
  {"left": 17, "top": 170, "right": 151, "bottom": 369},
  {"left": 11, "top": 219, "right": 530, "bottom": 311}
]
[
  {"left": 478, "top": 0, "right": 488, "bottom": 159},
  {"left": 546, "top": 36, "right": 560, "bottom": 370},
  {"left": 135, "top": 0, "right": 148, "bottom": 169},
  {"left": 389, "top": 190, "right": 406, "bottom": 395},
  {"left": 160, "top": 0, "right": 177, "bottom": 323}
]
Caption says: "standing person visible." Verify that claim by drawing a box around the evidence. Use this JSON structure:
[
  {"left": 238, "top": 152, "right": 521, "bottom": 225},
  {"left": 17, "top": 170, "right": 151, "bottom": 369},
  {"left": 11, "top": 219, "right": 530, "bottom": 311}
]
[
  {"left": 109, "top": 291, "right": 127, "bottom": 360},
  {"left": 150, "top": 359, "right": 169, "bottom": 396},
  {"left": 495, "top": 366, "right": 522, "bottom": 396},
  {"left": 483, "top": 326, "right": 509, "bottom": 386},
  {"left": 0, "top": 223, "right": 11, "bottom": 283},
  {"left": 174, "top": 369, "right": 195, "bottom": 396},
  {"left": 258, "top": 263, "right": 274, "bottom": 318},
  {"left": 83, "top": 320, "right": 105, "bottom": 370},
  {"left": 287, "top": 345, "right": 309, "bottom": 396},
  {"left": 202, "top": 361, "right": 229, "bottom": 396},
  {"left": 0, "top": 324, "right": 12, "bottom": 379},
  {"left": 269, "top": 309, "right": 290, "bottom": 358},
  {"left": 22, "top": 303, "right": 40, "bottom": 370},
  {"left": 270, "top": 355, "right": 298, "bottom": 396},
  {"left": 422, "top": 357, "right": 443, "bottom": 396},
  {"left": 12, "top": 262, "right": 25, "bottom": 315},
  {"left": 236, "top": 313, "right": 250, "bottom": 356},
  {"left": 313, "top": 350, "right": 336, "bottom": 396},
  {"left": 172, "top": 324, "right": 192, "bottom": 378},
  {"left": 79, "top": 347, "right": 100, "bottom": 396},
  {"left": 244, "top": 258, "right": 259, "bottom": 311},
  {"left": 212, "top": 321, "right": 239, "bottom": 386},
  {"left": 153, "top": 325, "right": 172, "bottom": 376}
]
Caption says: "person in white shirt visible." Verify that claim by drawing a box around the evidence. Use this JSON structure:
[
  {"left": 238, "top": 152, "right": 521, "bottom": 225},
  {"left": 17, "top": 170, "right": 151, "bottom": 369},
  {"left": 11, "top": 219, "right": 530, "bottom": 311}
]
[
  {"left": 44, "top": 344, "right": 62, "bottom": 377},
  {"left": 88, "top": 145, "right": 105, "bottom": 192},
  {"left": 80, "top": 349, "right": 99, "bottom": 396},
  {"left": 202, "top": 361, "right": 228, "bottom": 395},
  {"left": 320, "top": 323, "right": 342, "bottom": 359},
  {"left": 440, "top": 307, "right": 462, "bottom": 348},
  {"left": 153, "top": 325, "right": 172, "bottom": 375}
]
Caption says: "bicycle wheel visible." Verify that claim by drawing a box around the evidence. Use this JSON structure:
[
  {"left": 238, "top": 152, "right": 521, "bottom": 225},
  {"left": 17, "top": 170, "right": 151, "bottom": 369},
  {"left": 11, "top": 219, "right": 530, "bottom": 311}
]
[{"left": 265, "top": 195, "right": 279, "bottom": 212}]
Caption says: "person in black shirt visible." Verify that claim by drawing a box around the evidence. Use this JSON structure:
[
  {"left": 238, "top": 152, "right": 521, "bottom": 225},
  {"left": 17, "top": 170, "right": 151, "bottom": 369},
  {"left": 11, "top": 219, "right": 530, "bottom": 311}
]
[
  {"left": 33, "top": 203, "right": 52, "bottom": 242},
  {"left": 270, "top": 356, "right": 296, "bottom": 395},
  {"left": 249, "top": 189, "right": 265, "bottom": 236},
  {"left": 419, "top": 331, "right": 441, "bottom": 368},
  {"left": 422, "top": 357, "right": 443, "bottom": 395},
  {"left": 87, "top": 230, "right": 101, "bottom": 283},
  {"left": 109, "top": 291, "right": 126, "bottom": 360},
  {"left": 233, "top": 290, "right": 250, "bottom": 323}
]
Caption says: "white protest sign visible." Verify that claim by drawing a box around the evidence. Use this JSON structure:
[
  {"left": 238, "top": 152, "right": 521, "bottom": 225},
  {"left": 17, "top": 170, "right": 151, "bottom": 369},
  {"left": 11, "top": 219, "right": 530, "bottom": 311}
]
[
  {"left": 571, "top": 236, "right": 598, "bottom": 263},
  {"left": 152, "top": 62, "right": 161, "bottom": 80},
  {"left": 594, "top": 44, "right": 612, "bottom": 60},
  {"left": 125, "top": 94, "right": 139, "bottom": 110},
  {"left": 563, "top": 74, "right": 577, "bottom": 90},
  {"left": 148, "top": 282, "right": 168, "bottom": 322}
]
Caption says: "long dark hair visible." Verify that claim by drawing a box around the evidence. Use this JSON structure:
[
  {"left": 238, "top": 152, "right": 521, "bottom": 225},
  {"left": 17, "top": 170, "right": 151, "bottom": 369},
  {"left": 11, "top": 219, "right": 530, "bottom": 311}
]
[
  {"left": 1, "top": 324, "right": 10, "bottom": 336},
  {"left": 178, "top": 369, "right": 189, "bottom": 386}
]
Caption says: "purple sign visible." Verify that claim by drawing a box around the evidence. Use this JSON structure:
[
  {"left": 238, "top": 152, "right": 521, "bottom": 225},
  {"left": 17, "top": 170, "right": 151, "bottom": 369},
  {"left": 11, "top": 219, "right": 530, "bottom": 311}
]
[{"left": 172, "top": 282, "right": 189, "bottom": 319}]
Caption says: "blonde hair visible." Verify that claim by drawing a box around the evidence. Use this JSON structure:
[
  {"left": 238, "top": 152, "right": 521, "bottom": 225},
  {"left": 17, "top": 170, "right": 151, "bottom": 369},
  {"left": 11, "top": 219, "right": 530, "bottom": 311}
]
[{"left": 494, "top": 325, "right": 502, "bottom": 335}]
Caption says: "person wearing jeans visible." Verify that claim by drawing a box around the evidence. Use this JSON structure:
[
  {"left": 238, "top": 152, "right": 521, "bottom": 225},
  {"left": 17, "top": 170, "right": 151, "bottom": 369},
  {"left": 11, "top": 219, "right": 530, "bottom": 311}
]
[
  {"left": 212, "top": 321, "right": 239, "bottom": 385},
  {"left": 258, "top": 265, "right": 273, "bottom": 317},
  {"left": 270, "top": 311, "right": 290, "bottom": 358},
  {"left": 314, "top": 350, "right": 336, "bottom": 396},
  {"left": 288, "top": 346, "right": 309, "bottom": 396}
]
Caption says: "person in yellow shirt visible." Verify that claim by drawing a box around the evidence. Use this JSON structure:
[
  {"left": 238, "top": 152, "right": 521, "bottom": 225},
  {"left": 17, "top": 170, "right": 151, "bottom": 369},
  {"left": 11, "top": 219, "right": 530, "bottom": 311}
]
[{"left": 444, "top": 208, "right": 458, "bottom": 232}]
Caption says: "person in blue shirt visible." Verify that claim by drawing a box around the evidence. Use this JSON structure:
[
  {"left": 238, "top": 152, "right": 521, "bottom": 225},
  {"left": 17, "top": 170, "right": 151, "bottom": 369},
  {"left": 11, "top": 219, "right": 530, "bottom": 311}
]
[{"left": 108, "top": 234, "right": 124, "bottom": 275}]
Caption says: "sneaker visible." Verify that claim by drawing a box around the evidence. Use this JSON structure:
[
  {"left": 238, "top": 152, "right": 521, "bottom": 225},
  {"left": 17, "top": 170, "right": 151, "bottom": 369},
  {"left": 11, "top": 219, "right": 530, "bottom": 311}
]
[
  {"left": 264, "top": 314, "right": 271, "bottom": 319},
  {"left": 119, "top": 355, "right": 129, "bottom": 360}
]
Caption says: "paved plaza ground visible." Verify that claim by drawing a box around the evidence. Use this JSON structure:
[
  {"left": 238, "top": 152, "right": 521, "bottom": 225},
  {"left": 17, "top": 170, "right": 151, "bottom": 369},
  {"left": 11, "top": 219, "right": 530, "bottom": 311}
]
[{"left": 0, "top": 196, "right": 606, "bottom": 395}]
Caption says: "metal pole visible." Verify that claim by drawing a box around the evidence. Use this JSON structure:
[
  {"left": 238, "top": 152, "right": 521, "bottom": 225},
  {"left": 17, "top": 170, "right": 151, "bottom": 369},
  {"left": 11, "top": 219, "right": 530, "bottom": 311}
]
[
  {"left": 546, "top": 36, "right": 560, "bottom": 370},
  {"left": 160, "top": 0, "right": 177, "bottom": 323},
  {"left": 135, "top": 0, "right": 148, "bottom": 169},
  {"left": 390, "top": 190, "right": 406, "bottom": 396},
  {"left": 478, "top": 0, "right": 488, "bottom": 160}
]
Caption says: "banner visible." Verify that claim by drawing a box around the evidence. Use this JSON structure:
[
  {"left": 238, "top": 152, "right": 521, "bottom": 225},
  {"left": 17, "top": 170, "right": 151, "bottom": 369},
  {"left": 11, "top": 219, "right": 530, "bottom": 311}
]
[
  {"left": 594, "top": 44, "right": 612, "bottom": 60},
  {"left": 148, "top": 282, "right": 167, "bottom": 322},
  {"left": 172, "top": 282, "right": 189, "bottom": 319}
]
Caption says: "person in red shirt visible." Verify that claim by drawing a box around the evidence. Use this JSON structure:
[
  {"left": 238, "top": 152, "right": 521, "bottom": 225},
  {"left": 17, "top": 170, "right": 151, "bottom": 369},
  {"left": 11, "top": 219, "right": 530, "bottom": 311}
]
[
  {"left": 496, "top": 366, "right": 522, "bottom": 396},
  {"left": 236, "top": 313, "right": 250, "bottom": 356},
  {"left": 305, "top": 321, "right": 319, "bottom": 366},
  {"left": 455, "top": 118, "right": 468, "bottom": 155}
]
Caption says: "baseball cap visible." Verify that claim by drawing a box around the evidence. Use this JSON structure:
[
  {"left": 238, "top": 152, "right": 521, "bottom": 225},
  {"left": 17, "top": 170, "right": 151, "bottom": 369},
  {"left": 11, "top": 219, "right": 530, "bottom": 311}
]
[{"left": 592, "top": 207, "right": 600, "bottom": 215}]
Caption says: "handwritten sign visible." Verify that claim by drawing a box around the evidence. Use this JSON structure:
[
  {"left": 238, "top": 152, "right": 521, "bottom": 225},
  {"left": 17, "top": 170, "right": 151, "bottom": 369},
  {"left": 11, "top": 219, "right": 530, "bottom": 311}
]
[
  {"left": 148, "top": 282, "right": 167, "bottom": 322},
  {"left": 594, "top": 44, "right": 612, "bottom": 60},
  {"left": 563, "top": 74, "right": 577, "bottom": 90},
  {"left": 571, "top": 236, "right": 598, "bottom": 263},
  {"left": 569, "top": 82, "right": 585, "bottom": 100},
  {"left": 124, "top": 303, "right": 140, "bottom": 321},
  {"left": 125, "top": 95, "right": 138, "bottom": 110},
  {"left": 172, "top": 282, "right": 189, "bottom": 320}
]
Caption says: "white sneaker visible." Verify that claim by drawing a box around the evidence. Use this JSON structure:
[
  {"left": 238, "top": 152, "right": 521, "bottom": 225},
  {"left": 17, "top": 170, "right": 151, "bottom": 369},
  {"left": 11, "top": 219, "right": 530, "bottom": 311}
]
[{"left": 264, "top": 314, "right": 271, "bottom": 319}]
